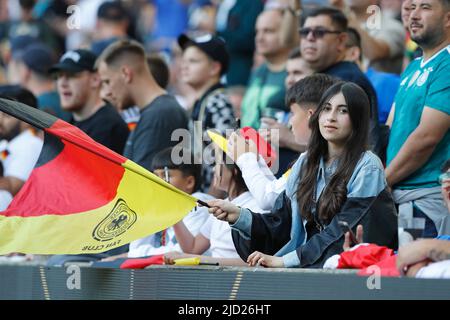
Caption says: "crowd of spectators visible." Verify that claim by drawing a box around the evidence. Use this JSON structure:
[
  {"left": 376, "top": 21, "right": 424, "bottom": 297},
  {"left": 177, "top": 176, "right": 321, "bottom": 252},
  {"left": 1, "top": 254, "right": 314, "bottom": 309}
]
[{"left": 0, "top": 0, "right": 448, "bottom": 278}]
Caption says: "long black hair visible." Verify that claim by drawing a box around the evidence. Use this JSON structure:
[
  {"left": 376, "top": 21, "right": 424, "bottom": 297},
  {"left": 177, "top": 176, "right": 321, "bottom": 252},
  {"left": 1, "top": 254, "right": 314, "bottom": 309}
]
[{"left": 296, "top": 82, "right": 370, "bottom": 225}]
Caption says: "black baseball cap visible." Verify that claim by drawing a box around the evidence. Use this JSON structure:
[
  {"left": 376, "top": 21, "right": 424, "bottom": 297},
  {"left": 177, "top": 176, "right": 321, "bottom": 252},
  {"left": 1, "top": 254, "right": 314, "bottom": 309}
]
[
  {"left": 178, "top": 33, "right": 229, "bottom": 75},
  {"left": 49, "top": 49, "right": 97, "bottom": 74}
]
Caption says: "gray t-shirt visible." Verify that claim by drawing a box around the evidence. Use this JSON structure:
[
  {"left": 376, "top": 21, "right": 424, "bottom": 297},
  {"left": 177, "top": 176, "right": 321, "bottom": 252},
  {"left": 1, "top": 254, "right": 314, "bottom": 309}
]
[{"left": 123, "top": 94, "right": 188, "bottom": 170}]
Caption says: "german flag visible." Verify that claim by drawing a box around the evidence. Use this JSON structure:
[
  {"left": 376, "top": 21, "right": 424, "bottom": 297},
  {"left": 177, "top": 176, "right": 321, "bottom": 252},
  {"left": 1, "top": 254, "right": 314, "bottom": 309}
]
[{"left": 0, "top": 98, "right": 197, "bottom": 255}]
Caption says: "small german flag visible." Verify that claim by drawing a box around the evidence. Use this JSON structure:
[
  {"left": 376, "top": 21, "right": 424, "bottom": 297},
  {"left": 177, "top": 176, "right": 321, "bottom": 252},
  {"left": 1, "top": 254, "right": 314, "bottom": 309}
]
[{"left": 0, "top": 98, "right": 197, "bottom": 255}]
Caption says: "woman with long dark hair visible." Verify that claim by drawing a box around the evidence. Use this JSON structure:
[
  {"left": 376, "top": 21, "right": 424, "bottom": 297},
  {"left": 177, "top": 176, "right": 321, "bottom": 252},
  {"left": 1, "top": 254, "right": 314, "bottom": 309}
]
[{"left": 207, "top": 82, "right": 398, "bottom": 268}]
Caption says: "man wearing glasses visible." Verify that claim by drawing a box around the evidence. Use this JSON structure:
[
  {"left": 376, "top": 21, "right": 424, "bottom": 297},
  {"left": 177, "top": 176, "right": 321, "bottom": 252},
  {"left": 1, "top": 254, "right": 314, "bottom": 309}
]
[{"left": 299, "top": 6, "right": 383, "bottom": 158}]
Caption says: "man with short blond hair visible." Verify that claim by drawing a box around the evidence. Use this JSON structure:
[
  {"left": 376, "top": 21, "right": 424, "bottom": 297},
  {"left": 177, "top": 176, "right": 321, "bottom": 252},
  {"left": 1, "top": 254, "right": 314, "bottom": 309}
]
[{"left": 97, "top": 39, "right": 188, "bottom": 170}]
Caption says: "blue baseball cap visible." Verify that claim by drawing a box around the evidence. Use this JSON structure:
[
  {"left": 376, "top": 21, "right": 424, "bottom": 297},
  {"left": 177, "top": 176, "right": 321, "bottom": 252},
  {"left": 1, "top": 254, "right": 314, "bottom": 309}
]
[{"left": 20, "top": 43, "right": 56, "bottom": 75}]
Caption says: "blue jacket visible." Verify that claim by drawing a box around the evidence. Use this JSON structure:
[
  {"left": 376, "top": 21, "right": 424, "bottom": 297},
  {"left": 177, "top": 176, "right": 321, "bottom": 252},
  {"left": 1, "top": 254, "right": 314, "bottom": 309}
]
[{"left": 231, "top": 151, "right": 398, "bottom": 268}]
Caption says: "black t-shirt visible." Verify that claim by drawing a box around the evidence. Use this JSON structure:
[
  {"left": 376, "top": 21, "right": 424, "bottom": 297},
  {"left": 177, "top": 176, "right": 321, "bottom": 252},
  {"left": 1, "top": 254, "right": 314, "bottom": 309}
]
[
  {"left": 123, "top": 94, "right": 188, "bottom": 171},
  {"left": 321, "top": 61, "right": 383, "bottom": 157},
  {"left": 72, "top": 104, "right": 129, "bottom": 154}
]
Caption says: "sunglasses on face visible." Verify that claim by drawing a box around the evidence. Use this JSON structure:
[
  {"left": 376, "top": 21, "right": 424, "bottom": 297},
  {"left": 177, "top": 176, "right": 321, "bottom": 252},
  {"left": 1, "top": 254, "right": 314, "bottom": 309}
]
[{"left": 298, "top": 27, "right": 342, "bottom": 39}]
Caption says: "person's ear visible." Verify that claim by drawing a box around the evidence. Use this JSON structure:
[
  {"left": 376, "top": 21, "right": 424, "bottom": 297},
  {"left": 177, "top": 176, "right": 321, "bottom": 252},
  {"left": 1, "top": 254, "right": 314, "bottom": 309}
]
[
  {"left": 337, "top": 32, "right": 349, "bottom": 52},
  {"left": 90, "top": 72, "right": 101, "bottom": 89},
  {"left": 354, "top": 47, "right": 362, "bottom": 62},
  {"left": 445, "top": 11, "right": 450, "bottom": 28},
  {"left": 121, "top": 66, "right": 132, "bottom": 84},
  {"left": 307, "top": 109, "right": 314, "bottom": 119},
  {"left": 209, "top": 61, "right": 221, "bottom": 78},
  {"left": 185, "top": 175, "right": 196, "bottom": 193},
  {"left": 21, "top": 64, "right": 32, "bottom": 82},
  {"left": 346, "top": 46, "right": 361, "bottom": 63}
]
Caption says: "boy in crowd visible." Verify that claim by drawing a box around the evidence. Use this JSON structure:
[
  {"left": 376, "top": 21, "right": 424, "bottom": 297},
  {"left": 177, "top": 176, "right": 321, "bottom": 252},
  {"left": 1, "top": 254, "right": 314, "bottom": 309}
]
[{"left": 178, "top": 33, "right": 235, "bottom": 194}]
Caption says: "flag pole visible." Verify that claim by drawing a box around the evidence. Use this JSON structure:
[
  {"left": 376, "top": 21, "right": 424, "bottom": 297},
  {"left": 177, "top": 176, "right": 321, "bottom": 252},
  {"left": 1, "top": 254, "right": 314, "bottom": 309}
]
[{"left": 196, "top": 199, "right": 211, "bottom": 208}]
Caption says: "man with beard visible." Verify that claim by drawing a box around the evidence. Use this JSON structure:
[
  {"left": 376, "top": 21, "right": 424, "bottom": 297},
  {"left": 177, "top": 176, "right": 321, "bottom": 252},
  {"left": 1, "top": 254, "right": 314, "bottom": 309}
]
[
  {"left": 386, "top": 0, "right": 450, "bottom": 239},
  {"left": 51, "top": 49, "right": 129, "bottom": 154}
]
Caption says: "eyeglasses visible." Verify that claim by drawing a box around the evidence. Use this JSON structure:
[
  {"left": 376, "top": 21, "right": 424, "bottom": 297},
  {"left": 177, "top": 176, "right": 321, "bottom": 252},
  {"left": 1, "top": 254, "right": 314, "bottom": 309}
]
[
  {"left": 298, "top": 27, "right": 342, "bottom": 39},
  {"left": 438, "top": 172, "right": 450, "bottom": 184}
]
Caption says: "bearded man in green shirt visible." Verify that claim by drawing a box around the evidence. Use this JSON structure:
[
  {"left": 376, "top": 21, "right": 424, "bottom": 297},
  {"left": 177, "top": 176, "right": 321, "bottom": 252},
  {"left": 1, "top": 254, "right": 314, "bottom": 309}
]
[{"left": 386, "top": 0, "right": 450, "bottom": 239}]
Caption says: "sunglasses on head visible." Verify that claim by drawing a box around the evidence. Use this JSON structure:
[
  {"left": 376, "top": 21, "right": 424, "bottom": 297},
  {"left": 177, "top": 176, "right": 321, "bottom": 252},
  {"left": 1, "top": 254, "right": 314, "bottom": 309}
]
[{"left": 298, "top": 27, "right": 342, "bottom": 39}]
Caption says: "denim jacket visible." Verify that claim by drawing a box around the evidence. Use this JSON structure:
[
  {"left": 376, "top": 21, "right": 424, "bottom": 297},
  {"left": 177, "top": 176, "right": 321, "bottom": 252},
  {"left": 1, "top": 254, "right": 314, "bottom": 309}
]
[{"left": 231, "top": 151, "right": 398, "bottom": 268}]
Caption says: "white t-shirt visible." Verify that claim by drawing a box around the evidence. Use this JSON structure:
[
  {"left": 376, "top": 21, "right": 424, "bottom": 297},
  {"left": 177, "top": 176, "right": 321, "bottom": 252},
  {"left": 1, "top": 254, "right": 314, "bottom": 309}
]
[
  {"left": 128, "top": 192, "right": 213, "bottom": 258},
  {"left": 200, "top": 191, "right": 268, "bottom": 259},
  {"left": 1, "top": 130, "right": 43, "bottom": 181},
  {"left": 236, "top": 152, "right": 288, "bottom": 211}
]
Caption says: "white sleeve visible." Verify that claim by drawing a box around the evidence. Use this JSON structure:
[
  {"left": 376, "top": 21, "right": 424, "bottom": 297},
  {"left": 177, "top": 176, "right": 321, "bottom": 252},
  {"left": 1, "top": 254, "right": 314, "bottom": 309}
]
[
  {"left": 236, "top": 153, "right": 286, "bottom": 210},
  {"left": 182, "top": 207, "right": 210, "bottom": 237},
  {"left": 4, "top": 139, "right": 42, "bottom": 181},
  {"left": 199, "top": 215, "right": 214, "bottom": 240}
]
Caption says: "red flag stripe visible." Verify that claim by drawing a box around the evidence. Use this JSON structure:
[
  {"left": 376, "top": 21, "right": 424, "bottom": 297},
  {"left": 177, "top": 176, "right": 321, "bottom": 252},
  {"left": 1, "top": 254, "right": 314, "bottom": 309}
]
[
  {"left": 46, "top": 119, "right": 127, "bottom": 165},
  {"left": 2, "top": 136, "right": 125, "bottom": 217}
]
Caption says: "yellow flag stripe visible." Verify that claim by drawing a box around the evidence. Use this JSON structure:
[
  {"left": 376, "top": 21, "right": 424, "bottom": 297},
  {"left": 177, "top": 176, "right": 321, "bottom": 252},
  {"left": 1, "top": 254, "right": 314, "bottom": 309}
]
[{"left": 0, "top": 160, "right": 197, "bottom": 255}]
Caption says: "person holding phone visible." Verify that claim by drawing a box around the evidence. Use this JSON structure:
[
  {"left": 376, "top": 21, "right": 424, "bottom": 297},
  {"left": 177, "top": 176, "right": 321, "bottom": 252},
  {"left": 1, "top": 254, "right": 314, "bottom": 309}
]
[{"left": 207, "top": 82, "right": 398, "bottom": 268}]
